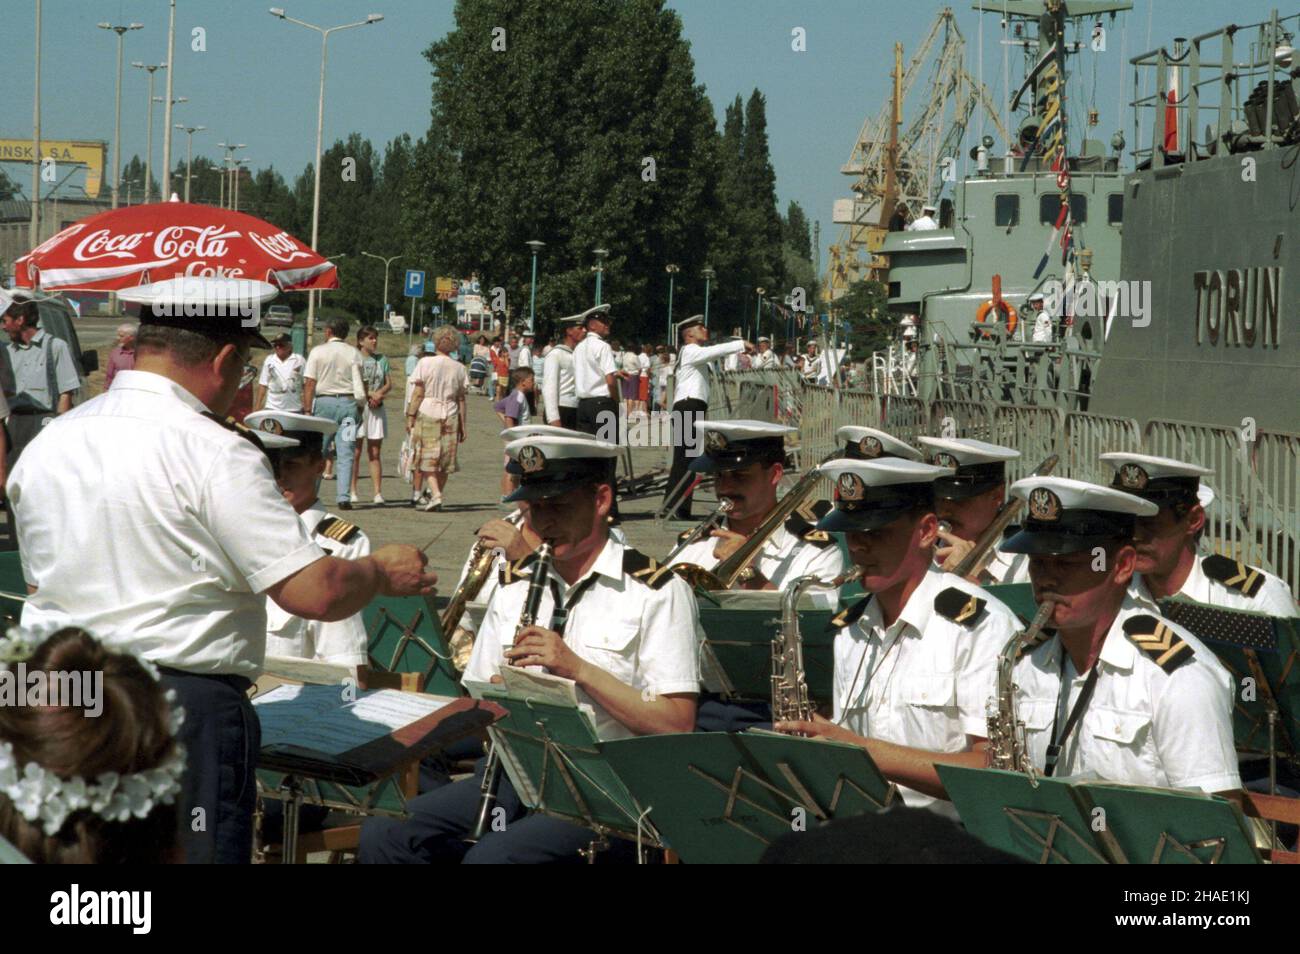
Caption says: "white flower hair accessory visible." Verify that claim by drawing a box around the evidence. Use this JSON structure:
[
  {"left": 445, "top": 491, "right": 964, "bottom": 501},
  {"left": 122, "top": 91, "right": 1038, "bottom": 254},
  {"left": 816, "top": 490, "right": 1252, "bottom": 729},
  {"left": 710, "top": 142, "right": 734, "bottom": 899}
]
[{"left": 0, "top": 626, "right": 186, "bottom": 838}]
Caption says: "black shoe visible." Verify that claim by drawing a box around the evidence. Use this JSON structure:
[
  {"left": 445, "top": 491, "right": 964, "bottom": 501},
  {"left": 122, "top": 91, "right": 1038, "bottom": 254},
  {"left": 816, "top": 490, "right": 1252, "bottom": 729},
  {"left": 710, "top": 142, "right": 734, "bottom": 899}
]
[{"left": 338, "top": 501, "right": 353, "bottom": 511}]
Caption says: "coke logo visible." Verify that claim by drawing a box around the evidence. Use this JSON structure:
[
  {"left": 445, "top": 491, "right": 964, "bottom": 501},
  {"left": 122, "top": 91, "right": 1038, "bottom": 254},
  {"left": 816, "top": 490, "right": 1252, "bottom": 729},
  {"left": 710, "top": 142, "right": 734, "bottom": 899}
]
[
  {"left": 247, "top": 230, "right": 312, "bottom": 263},
  {"left": 153, "top": 225, "right": 237, "bottom": 260},
  {"left": 72, "top": 228, "right": 147, "bottom": 262}
]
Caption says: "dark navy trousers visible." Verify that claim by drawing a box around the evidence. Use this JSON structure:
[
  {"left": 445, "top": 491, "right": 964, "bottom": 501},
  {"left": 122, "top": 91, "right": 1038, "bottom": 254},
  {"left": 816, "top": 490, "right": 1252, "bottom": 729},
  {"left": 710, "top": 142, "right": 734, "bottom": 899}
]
[
  {"left": 159, "top": 668, "right": 259, "bottom": 864},
  {"left": 359, "top": 756, "right": 606, "bottom": 864}
]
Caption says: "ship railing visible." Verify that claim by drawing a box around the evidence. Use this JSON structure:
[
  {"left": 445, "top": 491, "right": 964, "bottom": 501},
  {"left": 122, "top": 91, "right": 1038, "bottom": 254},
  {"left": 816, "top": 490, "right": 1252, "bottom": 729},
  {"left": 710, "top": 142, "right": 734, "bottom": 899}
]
[
  {"left": 1144, "top": 419, "right": 1300, "bottom": 586},
  {"left": 1130, "top": 9, "right": 1300, "bottom": 168},
  {"left": 989, "top": 405, "right": 1066, "bottom": 484},
  {"left": 1063, "top": 411, "right": 1143, "bottom": 484}
]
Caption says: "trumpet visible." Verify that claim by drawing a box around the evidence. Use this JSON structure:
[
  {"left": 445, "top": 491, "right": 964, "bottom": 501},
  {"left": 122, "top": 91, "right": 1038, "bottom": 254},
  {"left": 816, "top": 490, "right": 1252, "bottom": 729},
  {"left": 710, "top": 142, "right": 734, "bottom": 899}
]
[{"left": 468, "top": 541, "right": 555, "bottom": 844}]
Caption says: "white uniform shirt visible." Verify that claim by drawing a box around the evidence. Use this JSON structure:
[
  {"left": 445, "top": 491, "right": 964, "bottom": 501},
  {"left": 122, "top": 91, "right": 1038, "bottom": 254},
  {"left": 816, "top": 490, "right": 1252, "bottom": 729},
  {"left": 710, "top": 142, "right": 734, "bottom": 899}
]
[
  {"left": 265, "top": 502, "right": 371, "bottom": 665},
  {"left": 674, "top": 339, "right": 744, "bottom": 404},
  {"left": 907, "top": 214, "right": 939, "bottom": 231},
  {"left": 751, "top": 349, "right": 778, "bottom": 370},
  {"left": 637, "top": 352, "right": 651, "bottom": 377},
  {"left": 832, "top": 567, "right": 1017, "bottom": 812},
  {"left": 1032, "top": 311, "right": 1054, "bottom": 343},
  {"left": 1013, "top": 596, "right": 1240, "bottom": 794},
  {"left": 258, "top": 351, "right": 307, "bottom": 412},
  {"left": 541, "top": 344, "right": 577, "bottom": 422},
  {"left": 1130, "top": 555, "right": 1299, "bottom": 618},
  {"left": 667, "top": 518, "right": 844, "bottom": 609},
  {"left": 984, "top": 545, "right": 1031, "bottom": 585},
  {"left": 10, "top": 370, "right": 325, "bottom": 675},
  {"left": 573, "top": 331, "right": 617, "bottom": 399},
  {"left": 463, "top": 536, "right": 700, "bottom": 741},
  {"left": 516, "top": 345, "right": 532, "bottom": 370}
]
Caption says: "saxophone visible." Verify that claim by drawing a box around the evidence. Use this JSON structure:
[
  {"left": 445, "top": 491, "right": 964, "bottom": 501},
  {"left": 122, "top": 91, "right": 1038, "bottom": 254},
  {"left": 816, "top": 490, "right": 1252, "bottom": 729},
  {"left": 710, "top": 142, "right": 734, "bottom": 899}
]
[
  {"left": 443, "top": 510, "right": 523, "bottom": 672},
  {"left": 468, "top": 541, "right": 554, "bottom": 844},
  {"left": 773, "top": 569, "right": 862, "bottom": 729},
  {"left": 985, "top": 600, "right": 1055, "bottom": 785}
]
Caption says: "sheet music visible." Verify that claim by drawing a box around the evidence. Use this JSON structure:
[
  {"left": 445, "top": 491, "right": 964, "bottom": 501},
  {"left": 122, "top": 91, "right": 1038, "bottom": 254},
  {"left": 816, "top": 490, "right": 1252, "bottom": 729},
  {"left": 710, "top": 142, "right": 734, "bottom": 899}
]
[
  {"left": 499, "top": 664, "right": 581, "bottom": 707},
  {"left": 253, "top": 684, "right": 453, "bottom": 756}
]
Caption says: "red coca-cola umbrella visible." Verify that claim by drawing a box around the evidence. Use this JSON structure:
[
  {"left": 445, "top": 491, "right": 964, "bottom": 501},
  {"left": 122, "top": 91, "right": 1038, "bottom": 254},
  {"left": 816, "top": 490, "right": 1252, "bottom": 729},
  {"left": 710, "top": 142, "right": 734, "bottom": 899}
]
[{"left": 13, "top": 198, "right": 338, "bottom": 293}]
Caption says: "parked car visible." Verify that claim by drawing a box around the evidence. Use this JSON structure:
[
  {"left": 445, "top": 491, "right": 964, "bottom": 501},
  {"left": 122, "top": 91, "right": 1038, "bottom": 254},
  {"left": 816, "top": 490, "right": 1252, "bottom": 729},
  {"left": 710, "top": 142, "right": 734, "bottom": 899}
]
[{"left": 263, "top": 304, "right": 295, "bottom": 328}]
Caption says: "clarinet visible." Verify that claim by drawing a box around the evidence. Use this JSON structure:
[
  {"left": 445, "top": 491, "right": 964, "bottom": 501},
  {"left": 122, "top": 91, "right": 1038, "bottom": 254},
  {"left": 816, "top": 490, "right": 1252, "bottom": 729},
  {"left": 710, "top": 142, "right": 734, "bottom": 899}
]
[{"left": 467, "top": 541, "right": 555, "bottom": 844}]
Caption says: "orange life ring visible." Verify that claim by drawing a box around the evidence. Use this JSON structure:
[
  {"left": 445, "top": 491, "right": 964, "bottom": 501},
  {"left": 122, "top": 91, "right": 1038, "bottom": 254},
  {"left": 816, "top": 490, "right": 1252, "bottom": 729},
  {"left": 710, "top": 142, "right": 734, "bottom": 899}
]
[{"left": 975, "top": 299, "right": 1018, "bottom": 336}]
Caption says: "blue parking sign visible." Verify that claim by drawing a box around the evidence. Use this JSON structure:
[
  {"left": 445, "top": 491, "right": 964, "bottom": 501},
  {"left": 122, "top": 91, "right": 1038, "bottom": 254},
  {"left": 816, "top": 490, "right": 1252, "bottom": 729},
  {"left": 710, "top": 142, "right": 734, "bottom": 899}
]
[{"left": 404, "top": 269, "right": 426, "bottom": 298}]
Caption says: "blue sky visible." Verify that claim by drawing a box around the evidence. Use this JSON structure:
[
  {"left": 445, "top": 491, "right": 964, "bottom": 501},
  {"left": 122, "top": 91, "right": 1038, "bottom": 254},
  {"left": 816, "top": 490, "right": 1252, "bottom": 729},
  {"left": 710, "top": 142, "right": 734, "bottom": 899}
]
[{"left": 2, "top": 0, "right": 1291, "bottom": 267}]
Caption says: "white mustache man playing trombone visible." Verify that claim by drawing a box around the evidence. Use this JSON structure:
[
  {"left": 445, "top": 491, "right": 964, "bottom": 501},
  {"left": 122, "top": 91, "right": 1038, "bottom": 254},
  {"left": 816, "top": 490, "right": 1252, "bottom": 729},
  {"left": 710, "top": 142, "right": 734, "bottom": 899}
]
[{"left": 359, "top": 434, "right": 699, "bottom": 864}]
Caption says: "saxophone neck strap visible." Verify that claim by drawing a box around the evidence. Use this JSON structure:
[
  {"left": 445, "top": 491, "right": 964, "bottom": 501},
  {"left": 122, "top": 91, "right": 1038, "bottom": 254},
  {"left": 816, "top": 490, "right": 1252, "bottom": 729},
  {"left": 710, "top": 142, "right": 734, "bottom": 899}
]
[{"left": 1044, "top": 655, "right": 1101, "bottom": 778}]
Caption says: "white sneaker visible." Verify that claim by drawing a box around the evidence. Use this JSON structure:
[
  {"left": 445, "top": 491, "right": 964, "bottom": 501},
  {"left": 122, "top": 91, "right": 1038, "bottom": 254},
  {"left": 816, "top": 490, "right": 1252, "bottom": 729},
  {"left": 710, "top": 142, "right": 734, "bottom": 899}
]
[
  {"left": 417, "top": 498, "right": 442, "bottom": 512},
  {"left": 373, "top": 494, "right": 386, "bottom": 505}
]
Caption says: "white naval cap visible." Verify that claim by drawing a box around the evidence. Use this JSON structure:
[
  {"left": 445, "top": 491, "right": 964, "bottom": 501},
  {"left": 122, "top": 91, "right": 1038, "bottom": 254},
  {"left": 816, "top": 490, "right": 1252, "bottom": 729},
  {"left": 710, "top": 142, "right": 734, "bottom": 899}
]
[
  {"left": 691, "top": 419, "right": 796, "bottom": 474},
  {"left": 1099, "top": 451, "right": 1212, "bottom": 506},
  {"left": 922, "top": 203, "right": 937, "bottom": 212},
  {"left": 504, "top": 434, "right": 620, "bottom": 502},
  {"left": 1028, "top": 291, "right": 1046, "bottom": 303},
  {"left": 0, "top": 287, "right": 13, "bottom": 316},
  {"left": 835, "top": 425, "right": 923, "bottom": 462},
  {"left": 255, "top": 431, "right": 300, "bottom": 450},
  {"left": 556, "top": 310, "right": 586, "bottom": 326},
  {"left": 119, "top": 276, "right": 279, "bottom": 347},
  {"left": 500, "top": 423, "right": 586, "bottom": 441},
  {"left": 1002, "top": 475, "right": 1157, "bottom": 555},
  {"left": 580, "top": 303, "right": 613, "bottom": 325},
  {"left": 245, "top": 410, "right": 339, "bottom": 438},
  {"left": 757, "top": 336, "right": 770, "bottom": 343},
  {"left": 918, "top": 436, "right": 1019, "bottom": 500},
  {"left": 675, "top": 314, "right": 706, "bottom": 336},
  {"left": 815, "top": 458, "right": 952, "bottom": 533}
]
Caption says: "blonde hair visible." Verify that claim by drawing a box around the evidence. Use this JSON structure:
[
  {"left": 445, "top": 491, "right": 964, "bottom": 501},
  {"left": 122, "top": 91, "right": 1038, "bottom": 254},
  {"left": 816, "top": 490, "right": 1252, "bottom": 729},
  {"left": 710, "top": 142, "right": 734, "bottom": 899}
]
[{"left": 432, "top": 324, "right": 460, "bottom": 352}]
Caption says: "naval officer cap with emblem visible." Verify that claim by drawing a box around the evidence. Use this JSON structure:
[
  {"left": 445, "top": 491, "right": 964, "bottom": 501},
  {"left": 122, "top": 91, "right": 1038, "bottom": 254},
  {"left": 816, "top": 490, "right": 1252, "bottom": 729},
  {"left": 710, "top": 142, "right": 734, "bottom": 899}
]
[
  {"left": 580, "top": 303, "right": 613, "bottom": 327},
  {"left": 504, "top": 434, "right": 621, "bottom": 502},
  {"left": 917, "top": 436, "right": 1019, "bottom": 500},
  {"left": 501, "top": 424, "right": 607, "bottom": 475},
  {"left": 815, "top": 458, "right": 954, "bottom": 533},
  {"left": 690, "top": 420, "right": 794, "bottom": 474},
  {"left": 1001, "top": 476, "right": 1156, "bottom": 555},
  {"left": 1099, "top": 452, "right": 1212, "bottom": 508},
  {"left": 119, "top": 276, "right": 279, "bottom": 349},
  {"left": 244, "top": 410, "right": 336, "bottom": 464},
  {"left": 835, "top": 426, "right": 922, "bottom": 462}
]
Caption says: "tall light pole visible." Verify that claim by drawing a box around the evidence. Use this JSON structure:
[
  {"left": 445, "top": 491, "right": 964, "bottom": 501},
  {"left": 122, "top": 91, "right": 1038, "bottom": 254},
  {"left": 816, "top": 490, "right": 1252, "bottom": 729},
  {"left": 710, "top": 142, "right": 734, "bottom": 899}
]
[
  {"left": 526, "top": 239, "right": 545, "bottom": 334},
  {"left": 217, "top": 141, "right": 245, "bottom": 209},
  {"left": 362, "top": 251, "right": 401, "bottom": 320},
  {"left": 701, "top": 265, "right": 715, "bottom": 329},
  {"left": 174, "top": 124, "right": 205, "bottom": 202},
  {"left": 161, "top": 0, "right": 176, "bottom": 200},
  {"left": 592, "top": 247, "right": 609, "bottom": 305},
  {"left": 269, "top": 7, "right": 385, "bottom": 345},
  {"left": 31, "top": 0, "right": 42, "bottom": 248},
  {"left": 665, "top": 264, "right": 680, "bottom": 346},
  {"left": 132, "top": 61, "right": 166, "bottom": 202},
  {"left": 755, "top": 287, "right": 766, "bottom": 342},
  {"left": 231, "top": 158, "right": 251, "bottom": 211},
  {"left": 98, "top": 22, "right": 143, "bottom": 210},
  {"left": 153, "top": 94, "right": 187, "bottom": 197}
]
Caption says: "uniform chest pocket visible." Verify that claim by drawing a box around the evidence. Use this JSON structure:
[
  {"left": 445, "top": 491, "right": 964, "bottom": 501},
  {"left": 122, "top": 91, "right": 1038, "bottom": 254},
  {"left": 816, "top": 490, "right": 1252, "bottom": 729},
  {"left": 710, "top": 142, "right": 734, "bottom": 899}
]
[
  {"left": 899, "top": 674, "right": 956, "bottom": 708},
  {"left": 578, "top": 620, "right": 639, "bottom": 681},
  {"left": 1020, "top": 699, "right": 1056, "bottom": 733},
  {"left": 1088, "top": 708, "right": 1152, "bottom": 746}
]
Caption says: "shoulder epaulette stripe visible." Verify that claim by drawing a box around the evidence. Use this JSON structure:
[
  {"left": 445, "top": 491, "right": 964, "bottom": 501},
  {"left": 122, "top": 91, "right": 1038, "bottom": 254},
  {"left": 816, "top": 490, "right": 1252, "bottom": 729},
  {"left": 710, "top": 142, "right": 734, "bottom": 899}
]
[
  {"left": 1202, "top": 554, "right": 1265, "bottom": 597},
  {"left": 829, "top": 594, "right": 872, "bottom": 631},
  {"left": 624, "top": 548, "right": 673, "bottom": 589},
  {"left": 1122, "top": 614, "right": 1195, "bottom": 673},
  {"left": 316, "top": 516, "right": 360, "bottom": 543},
  {"left": 934, "top": 586, "right": 987, "bottom": 627}
]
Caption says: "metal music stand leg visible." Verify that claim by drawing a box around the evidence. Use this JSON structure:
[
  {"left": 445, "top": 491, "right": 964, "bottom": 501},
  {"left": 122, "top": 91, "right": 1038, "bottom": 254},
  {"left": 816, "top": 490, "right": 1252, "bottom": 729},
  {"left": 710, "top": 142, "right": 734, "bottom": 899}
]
[
  {"left": 1269, "top": 710, "right": 1279, "bottom": 847},
  {"left": 281, "top": 775, "right": 303, "bottom": 865}
]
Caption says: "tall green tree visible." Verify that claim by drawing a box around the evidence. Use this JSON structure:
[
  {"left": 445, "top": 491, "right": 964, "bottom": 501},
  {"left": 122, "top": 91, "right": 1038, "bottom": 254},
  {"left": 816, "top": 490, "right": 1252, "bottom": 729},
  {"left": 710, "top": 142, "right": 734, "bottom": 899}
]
[
  {"left": 407, "top": 0, "right": 723, "bottom": 344},
  {"left": 0, "top": 168, "right": 15, "bottom": 201},
  {"left": 783, "top": 200, "right": 810, "bottom": 260}
]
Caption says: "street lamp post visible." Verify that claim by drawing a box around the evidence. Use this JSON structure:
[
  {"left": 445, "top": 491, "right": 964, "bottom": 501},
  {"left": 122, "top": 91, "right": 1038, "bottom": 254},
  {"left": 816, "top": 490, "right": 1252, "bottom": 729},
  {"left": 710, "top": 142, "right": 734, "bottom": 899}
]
[
  {"left": 174, "top": 124, "right": 205, "bottom": 202},
  {"left": 152, "top": 94, "right": 186, "bottom": 197},
  {"left": 31, "top": 0, "right": 41, "bottom": 248},
  {"left": 592, "top": 247, "right": 609, "bottom": 305},
  {"left": 526, "top": 239, "right": 545, "bottom": 334},
  {"left": 217, "top": 141, "right": 245, "bottom": 209},
  {"left": 701, "top": 265, "right": 715, "bottom": 329},
  {"left": 270, "top": 7, "right": 385, "bottom": 346},
  {"left": 231, "top": 158, "right": 251, "bottom": 211},
  {"left": 161, "top": 0, "right": 176, "bottom": 199},
  {"left": 665, "top": 264, "right": 680, "bottom": 346},
  {"left": 361, "top": 251, "right": 402, "bottom": 321},
  {"left": 131, "top": 62, "right": 166, "bottom": 202},
  {"left": 755, "top": 287, "right": 766, "bottom": 342},
  {"left": 98, "top": 22, "right": 143, "bottom": 210}
]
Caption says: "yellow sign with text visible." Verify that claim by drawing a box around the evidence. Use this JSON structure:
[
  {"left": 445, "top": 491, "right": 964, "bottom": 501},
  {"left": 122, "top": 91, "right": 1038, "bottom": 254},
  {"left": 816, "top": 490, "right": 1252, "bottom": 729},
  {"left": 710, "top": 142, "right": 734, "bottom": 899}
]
[
  {"left": 435, "top": 277, "right": 457, "bottom": 300},
  {"left": 0, "top": 139, "right": 107, "bottom": 198}
]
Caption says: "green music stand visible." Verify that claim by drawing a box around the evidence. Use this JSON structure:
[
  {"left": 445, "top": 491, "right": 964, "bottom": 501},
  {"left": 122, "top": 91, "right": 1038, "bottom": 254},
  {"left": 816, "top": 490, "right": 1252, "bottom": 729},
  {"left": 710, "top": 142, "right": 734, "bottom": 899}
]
[
  {"left": 602, "top": 730, "right": 896, "bottom": 864},
  {"left": 938, "top": 766, "right": 1112, "bottom": 864},
  {"left": 362, "top": 593, "right": 462, "bottom": 698},
  {"left": 695, "top": 591, "right": 836, "bottom": 702},
  {"left": 1157, "top": 596, "right": 1300, "bottom": 769},
  {"left": 984, "top": 583, "right": 1039, "bottom": 624},
  {"left": 478, "top": 690, "right": 661, "bottom": 859},
  {"left": 939, "top": 765, "right": 1264, "bottom": 865}
]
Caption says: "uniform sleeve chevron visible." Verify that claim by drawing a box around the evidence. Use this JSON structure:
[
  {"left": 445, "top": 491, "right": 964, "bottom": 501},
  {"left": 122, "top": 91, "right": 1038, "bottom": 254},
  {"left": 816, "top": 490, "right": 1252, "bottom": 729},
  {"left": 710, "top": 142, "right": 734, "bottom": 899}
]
[
  {"left": 1122, "top": 614, "right": 1195, "bottom": 674},
  {"left": 623, "top": 548, "right": 674, "bottom": 589},
  {"left": 828, "top": 594, "right": 872, "bottom": 631},
  {"left": 316, "top": 515, "right": 361, "bottom": 544},
  {"left": 1201, "top": 554, "right": 1266, "bottom": 597},
  {"left": 934, "top": 587, "right": 987, "bottom": 627},
  {"left": 497, "top": 552, "right": 537, "bottom": 587},
  {"left": 785, "top": 499, "right": 835, "bottom": 549}
]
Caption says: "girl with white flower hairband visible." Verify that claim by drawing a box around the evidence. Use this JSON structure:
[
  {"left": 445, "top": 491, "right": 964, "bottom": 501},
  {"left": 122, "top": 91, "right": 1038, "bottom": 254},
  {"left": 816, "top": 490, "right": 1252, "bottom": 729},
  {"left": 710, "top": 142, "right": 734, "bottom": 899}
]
[{"left": 0, "top": 626, "right": 186, "bottom": 864}]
